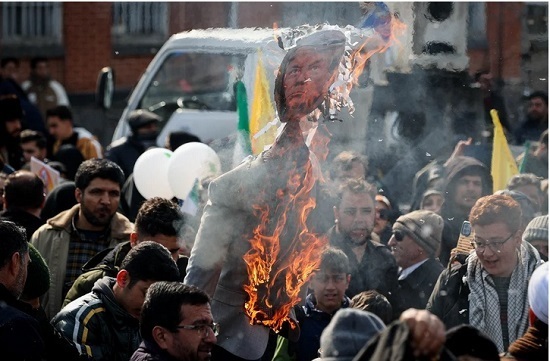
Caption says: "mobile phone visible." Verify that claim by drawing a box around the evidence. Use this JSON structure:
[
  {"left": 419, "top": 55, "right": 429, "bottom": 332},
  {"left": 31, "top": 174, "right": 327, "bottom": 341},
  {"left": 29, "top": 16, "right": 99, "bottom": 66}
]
[{"left": 455, "top": 221, "right": 474, "bottom": 255}]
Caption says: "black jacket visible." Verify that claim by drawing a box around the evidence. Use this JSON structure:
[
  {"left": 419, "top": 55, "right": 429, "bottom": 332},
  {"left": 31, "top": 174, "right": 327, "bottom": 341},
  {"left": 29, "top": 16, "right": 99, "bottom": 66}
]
[
  {"left": 105, "top": 136, "right": 148, "bottom": 178},
  {"left": 0, "top": 208, "right": 44, "bottom": 241},
  {"left": 130, "top": 340, "right": 181, "bottom": 361},
  {"left": 392, "top": 258, "right": 444, "bottom": 318},
  {"left": 426, "top": 263, "right": 470, "bottom": 329},
  {"left": 327, "top": 226, "right": 399, "bottom": 302}
]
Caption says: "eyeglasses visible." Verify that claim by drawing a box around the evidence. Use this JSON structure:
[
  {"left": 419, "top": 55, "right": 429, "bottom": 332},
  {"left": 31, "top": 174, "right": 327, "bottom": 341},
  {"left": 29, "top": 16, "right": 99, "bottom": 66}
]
[
  {"left": 174, "top": 323, "right": 220, "bottom": 337},
  {"left": 471, "top": 232, "right": 516, "bottom": 254},
  {"left": 392, "top": 230, "right": 406, "bottom": 242}
]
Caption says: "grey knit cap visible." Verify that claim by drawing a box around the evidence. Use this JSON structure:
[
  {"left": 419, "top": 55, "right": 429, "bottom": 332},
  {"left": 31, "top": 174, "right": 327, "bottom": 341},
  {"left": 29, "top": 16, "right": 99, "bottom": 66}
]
[
  {"left": 393, "top": 210, "right": 444, "bottom": 256},
  {"left": 318, "top": 308, "right": 386, "bottom": 361},
  {"left": 523, "top": 215, "right": 548, "bottom": 243}
]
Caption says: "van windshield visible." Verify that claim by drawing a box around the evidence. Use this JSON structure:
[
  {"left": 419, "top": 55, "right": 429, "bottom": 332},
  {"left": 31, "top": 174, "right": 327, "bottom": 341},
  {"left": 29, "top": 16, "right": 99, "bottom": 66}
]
[{"left": 139, "top": 51, "right": 246, "bottom": 116}]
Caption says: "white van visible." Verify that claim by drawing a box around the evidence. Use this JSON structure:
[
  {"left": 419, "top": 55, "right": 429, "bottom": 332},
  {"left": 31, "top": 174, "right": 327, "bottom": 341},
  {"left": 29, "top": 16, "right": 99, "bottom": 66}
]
[{"left": 100, "top": 28, "right": 290, "bottom": 151}]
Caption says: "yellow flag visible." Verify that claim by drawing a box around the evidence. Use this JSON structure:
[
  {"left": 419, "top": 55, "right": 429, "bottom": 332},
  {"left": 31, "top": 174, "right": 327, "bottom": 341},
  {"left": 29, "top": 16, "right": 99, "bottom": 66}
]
[
  {"left": 491, "top": 109, "right": 518, "bottom": 192},
  {"left": 249, "top": 55, "right": 276, "bottom": 155}
]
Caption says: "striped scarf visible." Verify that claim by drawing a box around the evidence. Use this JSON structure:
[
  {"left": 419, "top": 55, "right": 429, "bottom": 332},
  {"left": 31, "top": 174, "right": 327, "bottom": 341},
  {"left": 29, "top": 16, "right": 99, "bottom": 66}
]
[{"left": 467, "top": 241, "right": 542, "bottom": 352}]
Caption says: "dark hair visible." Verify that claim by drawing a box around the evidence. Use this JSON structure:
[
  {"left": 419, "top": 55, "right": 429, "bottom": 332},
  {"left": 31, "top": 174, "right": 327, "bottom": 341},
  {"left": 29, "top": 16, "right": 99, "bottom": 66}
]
[
  {"left": 140, "top": 282, "right": 210, "bottom": 343},
  {"left": 74, "top": 158, "right": 125, "bottom": 190},
  {"left": 4, "top": 170, "right": 45, "bottom": 210},
  {"left": 329, "top": 151, "right": 367, "bottom": 180},
  {"left": 0, "top": 220, "right": 28, "bottom": 269},
  {"left": 135, "top": 197, "right": 185, "bottom": 238},
  {"left": 120, "top": 241, "right": 180, "bottom": 288},
  {"left": 167, "top": 131, "right": 201, "bottom": 150},
  {"left": 319, "top": 247, "right": 350, "bottom": 274},
  {"left": 30, "top": 57, "right": 48, "bottom": 70},
  {"left": 350, "top": 290, "right": 393, "bottom": 325},
  {"left": 469, "top": 194, "right": 522, "bottom": 232},
  {"left": 336, "top": 178, "right": 376, "bottom": 206},
  {"left": 507, "top": 173, "right": 543, "bottom": 193},
  {"left": 20, "top": 129, "right": 47, "bottom": 149},
  {"left": 529, "top": 91, "right": 548, "bottom": 105},
  {"left": 46, "top": 105, "right": 73, "bottom": 122},
  {"left": 52, "top": 144, "right": 85, "bottom": 181},
  {"left": 1, "top": 57, "right": 19, "bottom": 69}
]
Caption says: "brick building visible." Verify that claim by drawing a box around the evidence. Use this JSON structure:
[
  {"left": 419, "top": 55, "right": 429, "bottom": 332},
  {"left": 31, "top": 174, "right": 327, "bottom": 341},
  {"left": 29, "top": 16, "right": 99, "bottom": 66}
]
[{"left": 0, "top": 2, "right": 547, "bottom": 145}]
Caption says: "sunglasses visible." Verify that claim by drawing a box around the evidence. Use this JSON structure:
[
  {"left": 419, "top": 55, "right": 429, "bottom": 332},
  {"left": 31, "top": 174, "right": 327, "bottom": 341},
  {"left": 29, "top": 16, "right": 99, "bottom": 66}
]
[{"left": 392, "top": 230, "right": 406, "bottom": 242}]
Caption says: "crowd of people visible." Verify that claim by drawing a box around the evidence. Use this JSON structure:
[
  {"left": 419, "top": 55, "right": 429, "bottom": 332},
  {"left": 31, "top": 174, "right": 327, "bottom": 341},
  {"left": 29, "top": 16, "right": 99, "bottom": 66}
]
[{"left": 0, "top": 28, "right": 548, "bottom": 361}]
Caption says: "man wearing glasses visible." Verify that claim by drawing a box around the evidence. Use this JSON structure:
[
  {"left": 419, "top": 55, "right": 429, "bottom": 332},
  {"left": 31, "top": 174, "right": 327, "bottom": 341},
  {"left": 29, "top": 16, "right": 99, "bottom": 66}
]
[
  {"left": 427, "top": 194, "right": 543, "bottom": 353},
  {"left": 387, "top": 210, "right": 445, "bottom": 318},
  {"left": 132, "top": 282, "right": 218, "bottom": 361}
]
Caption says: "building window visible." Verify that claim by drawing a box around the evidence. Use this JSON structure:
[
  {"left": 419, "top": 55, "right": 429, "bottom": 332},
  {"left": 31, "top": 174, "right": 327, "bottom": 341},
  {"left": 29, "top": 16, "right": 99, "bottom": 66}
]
[
  {"left": 112, "top": 2, "right": 168, "bottom": 45},
  {"left": 1, "top": 2, "right": 62, "bottom": 45},
  {"left": 525, "top": 2, "right": 548, "bottom": 50}
]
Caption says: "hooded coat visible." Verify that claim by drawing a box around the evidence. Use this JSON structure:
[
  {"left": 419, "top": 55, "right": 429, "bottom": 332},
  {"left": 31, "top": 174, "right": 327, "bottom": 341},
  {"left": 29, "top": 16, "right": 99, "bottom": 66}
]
[{"left": 439, "top": 156, "right": 492, "bottom": 266}]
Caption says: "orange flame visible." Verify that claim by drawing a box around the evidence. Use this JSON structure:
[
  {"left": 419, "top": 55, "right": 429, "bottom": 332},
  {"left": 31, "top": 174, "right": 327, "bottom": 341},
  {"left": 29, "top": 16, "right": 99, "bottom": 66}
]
[
  {"left": 351, "top": 12, "right": 407, "bottom": 83},
  {"left": 242, "top": 14, "right": 406, "bottom": 332}
]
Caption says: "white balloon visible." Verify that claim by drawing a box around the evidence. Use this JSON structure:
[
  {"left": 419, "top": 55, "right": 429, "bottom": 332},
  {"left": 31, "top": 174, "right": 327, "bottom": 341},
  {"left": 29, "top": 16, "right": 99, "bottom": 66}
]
[
  {"left": 133, "top": 148, "right": 174, "bottom": 199},
  {"left": 167, "top": 142, "right": 221, "bottom": 199}
]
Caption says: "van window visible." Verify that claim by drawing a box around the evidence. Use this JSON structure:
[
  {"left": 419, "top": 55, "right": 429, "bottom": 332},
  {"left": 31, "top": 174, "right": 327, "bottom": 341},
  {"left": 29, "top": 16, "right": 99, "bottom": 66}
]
[{"left": 139, "top": 52, "right": 246, "bottom": 116}]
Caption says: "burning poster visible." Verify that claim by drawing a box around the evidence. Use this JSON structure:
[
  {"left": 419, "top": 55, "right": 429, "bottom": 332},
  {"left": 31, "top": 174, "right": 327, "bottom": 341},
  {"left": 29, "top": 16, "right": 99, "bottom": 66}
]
[{"left": 184, "top": 16, "right": 404, "bottom": 360}]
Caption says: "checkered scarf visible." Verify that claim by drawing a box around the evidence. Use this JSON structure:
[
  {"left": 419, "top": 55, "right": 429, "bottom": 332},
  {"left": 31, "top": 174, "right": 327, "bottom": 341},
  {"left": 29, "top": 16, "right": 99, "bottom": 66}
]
[{"left": 467, "top": 241, "right": 542, "bottom": 352}]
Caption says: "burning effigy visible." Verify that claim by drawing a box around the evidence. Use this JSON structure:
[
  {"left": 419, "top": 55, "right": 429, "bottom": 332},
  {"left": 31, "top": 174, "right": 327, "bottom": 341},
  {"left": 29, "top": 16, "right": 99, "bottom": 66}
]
[{"left": 184, "top": 11, "right": 404, "bottom": 360}]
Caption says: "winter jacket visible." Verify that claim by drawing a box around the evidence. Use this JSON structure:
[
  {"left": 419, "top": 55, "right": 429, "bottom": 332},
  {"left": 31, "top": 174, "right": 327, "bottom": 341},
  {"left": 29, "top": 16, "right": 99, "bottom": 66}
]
[
  {"left": 0, "top": 284, "right": 44, "bottom": 361},
  {"left": 52, "top": 277, "right": 141, "bottom": 361},
  {"left": 392, "top": 258, "right": 444, "bottom": 318},
  {"left": 63, "top": 241, "right": 188, "bottom": 307},
  {"left": 130, "top": 340, "right": 184, "bottom": 361},
  {"left": 326, "top": 226, "right": 399, "bottom": 301},
  {"left": 105, "top": 135, "right": 148, "bottom": 178},
  {"left": 31, "top": 204, "right": 133, "bottom": 319},
  {"left": 0, "top": 208, "right": 44, "bottom": 241},
  {"left": 439, "top": 156, "right": 492, "bottom": 266},
  {"left": 53, "top": 127, "right": 103, "bottom": 160},
  {"left": 22, "top": 76, "right": 70, "bottom": 119},
  {"left": 427, "top": 242, "right": 541, "bottom": 332},
  {"left": 273, "top": 293, "right": 351, "bottom": 361}
]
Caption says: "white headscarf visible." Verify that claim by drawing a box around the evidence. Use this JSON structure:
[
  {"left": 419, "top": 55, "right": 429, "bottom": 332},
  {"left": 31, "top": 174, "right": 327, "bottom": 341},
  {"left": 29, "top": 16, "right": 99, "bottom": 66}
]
[{"left": 528, "top": 262, "right": 548, "bottom": 324}]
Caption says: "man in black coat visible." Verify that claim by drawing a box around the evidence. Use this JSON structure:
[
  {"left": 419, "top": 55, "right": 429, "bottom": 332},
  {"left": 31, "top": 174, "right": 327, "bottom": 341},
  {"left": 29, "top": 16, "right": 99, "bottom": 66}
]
[
  {"left": 0, "top": 220, "right": 43, "bottom": 360},
  {"left": 327, "top": 178, "right": 399, "bottom": 302},
  {"left": 105, "top": 109, "right": 161, "bottom": 178},
  {"left": 387, "top": 210, "right": 445, "bottom": 318}
]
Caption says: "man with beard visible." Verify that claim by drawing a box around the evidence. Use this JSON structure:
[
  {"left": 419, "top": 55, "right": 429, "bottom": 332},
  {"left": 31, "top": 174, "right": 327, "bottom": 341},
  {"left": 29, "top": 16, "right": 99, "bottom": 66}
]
[
  {"left": 514, "top": 91, "right": 548, "bottom": 146},
  {"left": 46, "top": 105, "right": 103, "bottom": 160},
  {"left": 439, "top": 156, "right": 492, "bottom": 266},
  {"left": 131, "top": 282, "right": 217, "bottom": 361},
  {"left": 0, "top": 221, "right": 39, "bottom": 360},
  {"left": 22, "top": 57, "right": 70, "bottom": 120},
  {"left": 0, "top": 95, "right": 24, "bottom": 169},
  {"left": 106, "top": 109, "right": 161, "bottom": 178},
  {"left": 31, "top": 158, "right": 133, "bottom": 319},
  {"left": 327, "top": 178, "right": 398, "bottom": 303}
]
